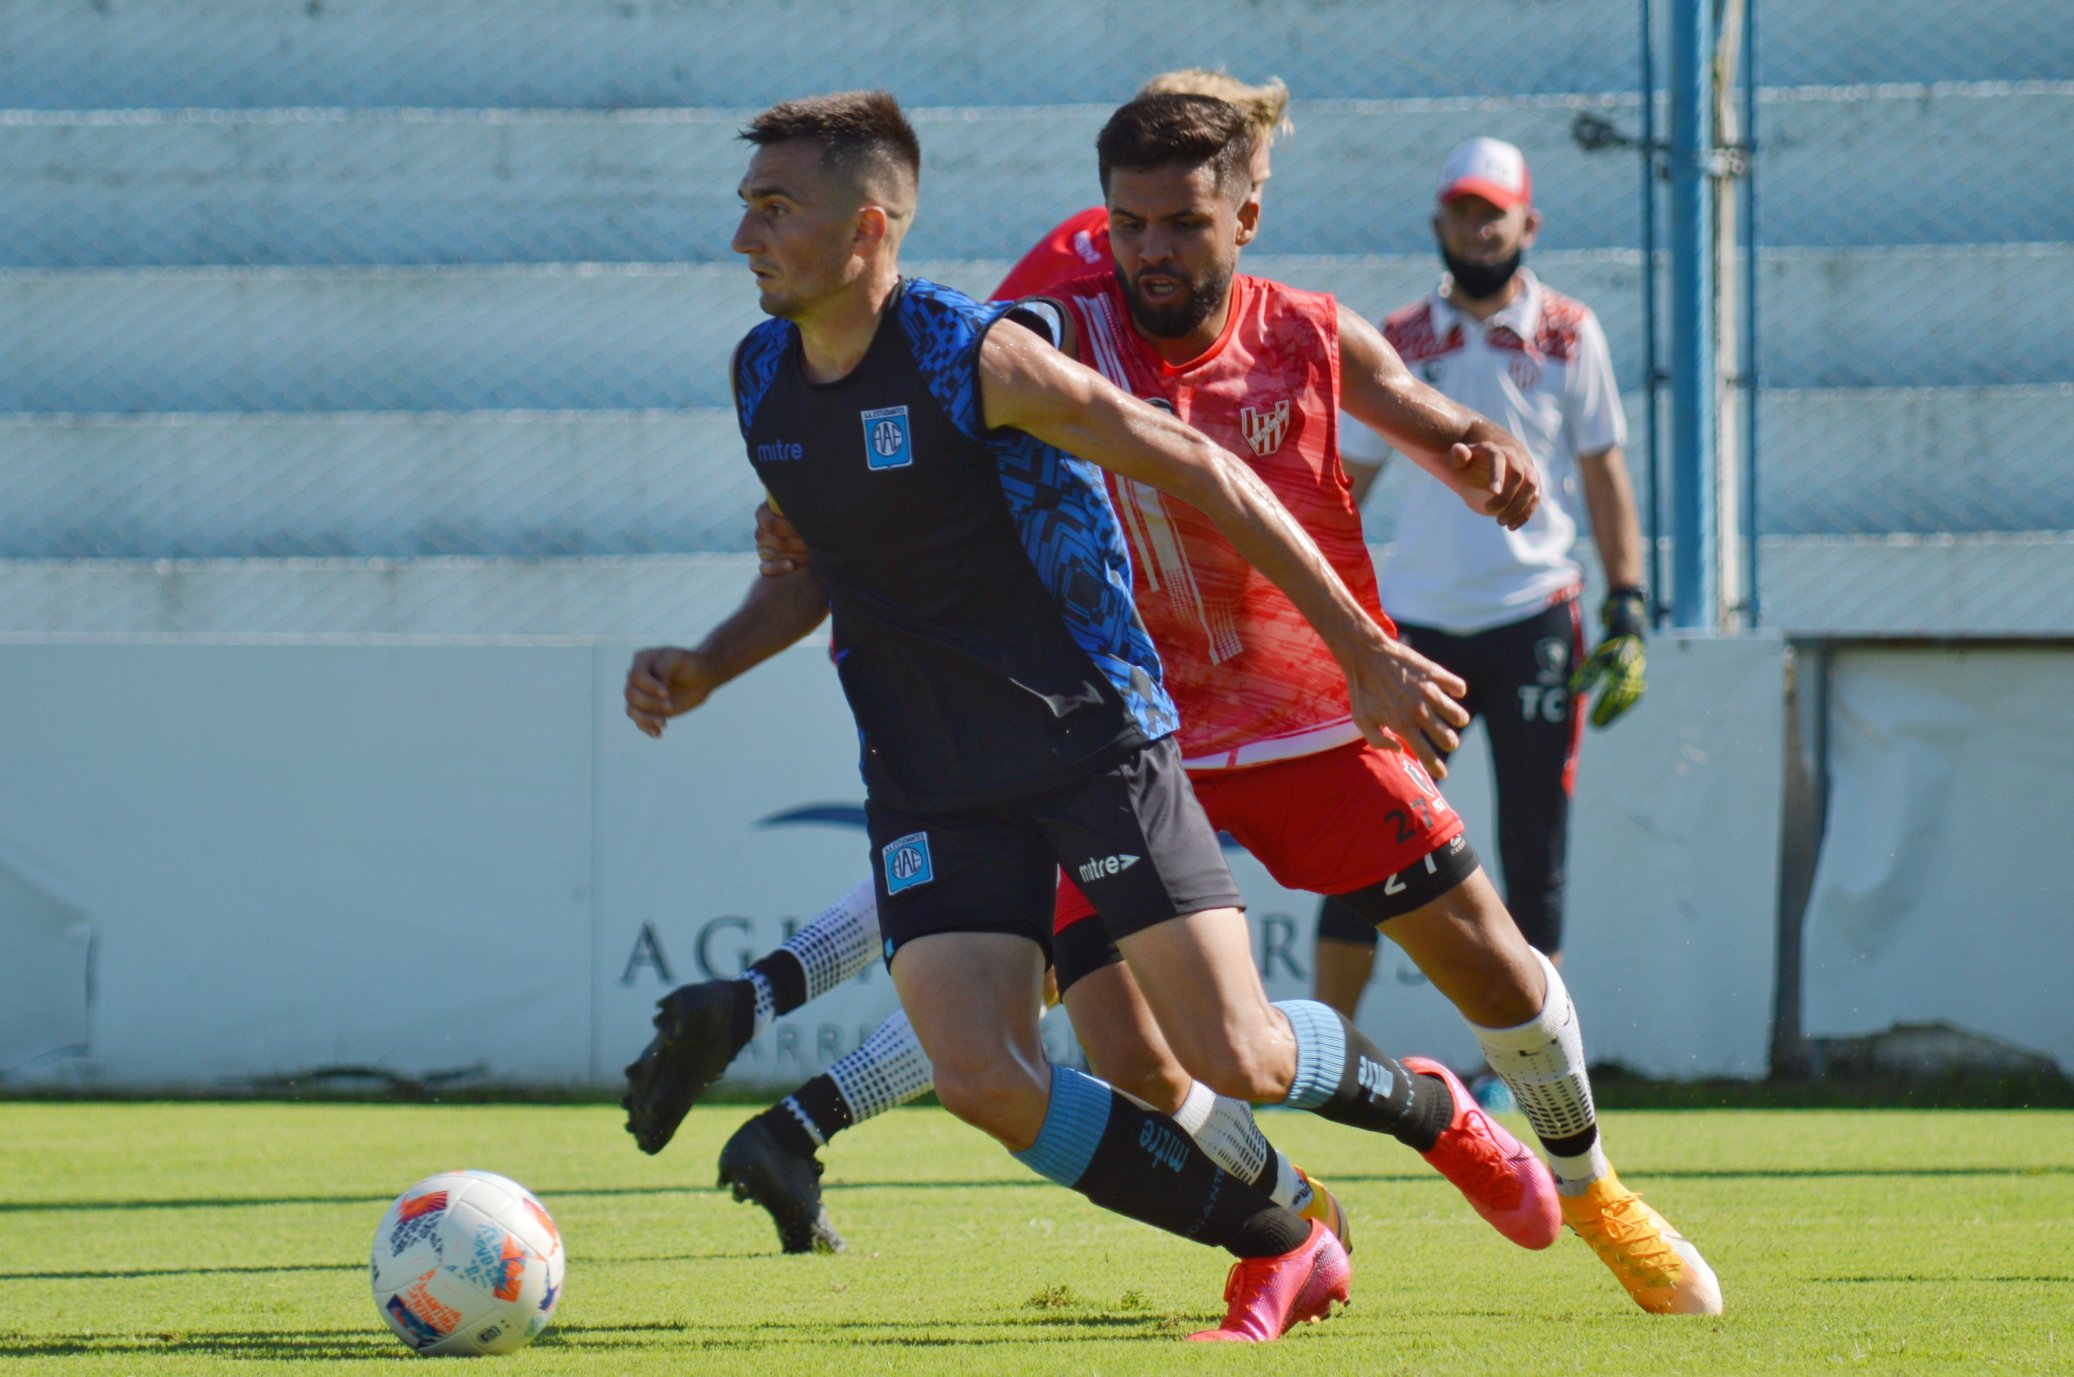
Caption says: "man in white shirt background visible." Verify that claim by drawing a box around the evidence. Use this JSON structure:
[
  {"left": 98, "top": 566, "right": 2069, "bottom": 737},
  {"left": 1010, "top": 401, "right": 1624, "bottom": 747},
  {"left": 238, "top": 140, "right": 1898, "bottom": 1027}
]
[{"left": 1315, "top": 138, "right": 1648, "bottom": 1075}]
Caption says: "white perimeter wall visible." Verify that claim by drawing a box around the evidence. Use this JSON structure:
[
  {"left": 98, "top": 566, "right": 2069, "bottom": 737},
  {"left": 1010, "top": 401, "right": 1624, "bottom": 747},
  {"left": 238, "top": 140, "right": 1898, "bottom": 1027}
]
[
  {"left": 0, "top": 630, "right": 1792, "bottom": 1091},
  {"left": 1801, "top": 644, "right": 2074, "bottom": 1071}
]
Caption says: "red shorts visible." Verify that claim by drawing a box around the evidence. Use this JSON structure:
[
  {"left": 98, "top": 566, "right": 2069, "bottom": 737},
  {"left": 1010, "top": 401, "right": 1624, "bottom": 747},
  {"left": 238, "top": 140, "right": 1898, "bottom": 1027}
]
[{"left": 1052, "top": 739, "right": 1464, "bottom": 934}]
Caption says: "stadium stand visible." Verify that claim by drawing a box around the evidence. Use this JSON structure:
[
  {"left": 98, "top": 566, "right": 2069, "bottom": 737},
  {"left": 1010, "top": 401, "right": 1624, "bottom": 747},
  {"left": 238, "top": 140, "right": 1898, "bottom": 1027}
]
[{"left": 0, "top": 0, "right": 2067, "bottom": 634}]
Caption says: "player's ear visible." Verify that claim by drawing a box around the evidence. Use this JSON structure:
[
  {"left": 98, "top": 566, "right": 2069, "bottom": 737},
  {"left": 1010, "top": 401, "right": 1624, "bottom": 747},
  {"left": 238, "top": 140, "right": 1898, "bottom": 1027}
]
[
  {"left": 853, "top": 204, "right": 891, "bottom": 257},
  {"left": 1234, "top": 193, "right": 1261, "bottom": 247},
  {"left": 1521, "top": 208, "right": 1543, "bottom": 249}
]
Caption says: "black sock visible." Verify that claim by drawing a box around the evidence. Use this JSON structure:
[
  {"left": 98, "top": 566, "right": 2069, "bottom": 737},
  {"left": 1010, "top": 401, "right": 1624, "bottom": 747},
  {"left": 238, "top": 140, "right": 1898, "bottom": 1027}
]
[
  {"left": 779, "top": 1073, "right": 855, "bottom": 1148},
  {"left": 715, "top": 979, "right": 756, "bottom": 1052},
  {"left": 747, "top": 950, "right": 808, "bottom": 1016},
  {"left": 1015, "top": 1070, "right": 1311, "bottom": 1259},
  {"left": 1280, "top": 1001, "right": 1452, "bottom": 1151},
  {"left": 754, "top": 1100, "right": 814, "bottom": 1159}
]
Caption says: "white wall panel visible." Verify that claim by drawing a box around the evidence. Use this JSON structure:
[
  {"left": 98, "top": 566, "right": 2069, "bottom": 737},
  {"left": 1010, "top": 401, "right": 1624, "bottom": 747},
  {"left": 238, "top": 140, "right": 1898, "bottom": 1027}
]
[
  {"left": 0, "top": 632, "right": 1793, "bottom": 1089},
  {"left": 1802, "top": 645, "right": 2074, "bottom": 1071},
  {"left": 0, "top": 642, "right": 596, "bottom": 1086}
]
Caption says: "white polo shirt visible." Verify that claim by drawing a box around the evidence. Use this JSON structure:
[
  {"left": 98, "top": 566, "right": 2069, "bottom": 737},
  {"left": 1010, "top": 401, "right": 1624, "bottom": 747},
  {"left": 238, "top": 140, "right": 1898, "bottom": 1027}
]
[{"left": 1344, "top": 269, "right": 1626, "bottom": 635}]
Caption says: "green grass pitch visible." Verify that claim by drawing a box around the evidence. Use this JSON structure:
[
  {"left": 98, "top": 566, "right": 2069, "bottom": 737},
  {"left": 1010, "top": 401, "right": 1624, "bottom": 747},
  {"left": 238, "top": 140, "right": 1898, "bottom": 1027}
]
[{"left": 1, "top": 1102, "right": 2068, "bottom": 1374}]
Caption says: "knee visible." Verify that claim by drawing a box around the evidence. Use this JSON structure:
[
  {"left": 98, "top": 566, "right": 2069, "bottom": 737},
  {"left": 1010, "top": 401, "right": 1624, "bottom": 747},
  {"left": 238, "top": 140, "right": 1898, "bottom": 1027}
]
[
  {"left": 1179, "top": 1039, "right": 1289, "bottom": 1105},
  {"left": 931, "top": 1058, "right": 1047, "bottom": 1145}
]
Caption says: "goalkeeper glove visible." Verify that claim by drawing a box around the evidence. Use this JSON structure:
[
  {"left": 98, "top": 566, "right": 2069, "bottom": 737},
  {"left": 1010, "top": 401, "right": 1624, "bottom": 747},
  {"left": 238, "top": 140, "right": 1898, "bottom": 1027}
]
[{"left": 1570, "top": 587, "right": 1648, "bottom": 728}]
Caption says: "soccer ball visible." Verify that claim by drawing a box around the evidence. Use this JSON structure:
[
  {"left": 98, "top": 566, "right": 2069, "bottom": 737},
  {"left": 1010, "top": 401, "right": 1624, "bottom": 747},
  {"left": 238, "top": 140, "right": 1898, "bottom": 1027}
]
[{"left": 370, "top": 1170, "right": 565, "bottom": 1357}]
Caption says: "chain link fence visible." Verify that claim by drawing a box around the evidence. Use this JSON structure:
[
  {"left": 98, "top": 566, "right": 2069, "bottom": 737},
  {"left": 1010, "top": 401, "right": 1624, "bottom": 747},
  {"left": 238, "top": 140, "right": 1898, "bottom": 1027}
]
[
  {"left": 1746, "top": 2, "right": 2074, "bottom": 633},
  {"left": 0, "top": 1, "right": 2067, "bottom": 633}
]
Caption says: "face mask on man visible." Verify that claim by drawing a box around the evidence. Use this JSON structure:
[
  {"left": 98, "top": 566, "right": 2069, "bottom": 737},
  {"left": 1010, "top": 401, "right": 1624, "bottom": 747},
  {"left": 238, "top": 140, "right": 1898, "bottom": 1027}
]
[{"left": 1441, "top": 245, "right": 1522, "bottom": 301}]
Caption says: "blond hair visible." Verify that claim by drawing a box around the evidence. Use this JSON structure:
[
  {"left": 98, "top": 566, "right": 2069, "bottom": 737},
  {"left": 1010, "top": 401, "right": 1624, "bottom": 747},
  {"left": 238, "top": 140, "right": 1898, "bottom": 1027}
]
[{"left": 1136, "top": 68, "right": 1292, "bottom": 140}]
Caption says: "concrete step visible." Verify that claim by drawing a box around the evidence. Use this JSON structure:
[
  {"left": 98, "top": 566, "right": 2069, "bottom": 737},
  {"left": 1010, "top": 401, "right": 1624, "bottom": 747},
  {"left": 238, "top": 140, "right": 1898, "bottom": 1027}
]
[
  {"left": 5, "top": 385, "right": 2061, "bottom": 562},
  {"left": 1753, "top": 385, "right": 2074, "bottom": 537},
  {"left": 2, "top": 0, "right": 2055, "bottom": 110},
  {"left": 1753, "top": 533, "right": 2074, "bottom": 634},
  {"left": 1370, "top": 384, "right": 2074, "bottom": 545},
  {"left": 5, "top": 85, "right": 2063, "bottom": 267},
  {"left": 1752, "top": 244, "right": 2070, "bottom": 388},
  {"left": 1, "top": 245, "right": 2062, "bottom": 414},
  {"left": 0, "top": 409, "right": 758, "bottom": 559},
  {"left": 0, "top": 554, "right": 758, "bottom": 640},
  {"left": 3, "top": 535, "right": 2067, "bottom": 638}
]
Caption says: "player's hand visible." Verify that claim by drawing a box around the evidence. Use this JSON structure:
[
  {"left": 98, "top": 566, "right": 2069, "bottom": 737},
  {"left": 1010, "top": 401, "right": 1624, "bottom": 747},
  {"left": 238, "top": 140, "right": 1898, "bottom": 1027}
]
[
  {"left": 1341, "top": 634, "right": 1471, "bottom": 781},
  {"left": 625, "top": 647, "right": 719, "bottom": 738},
  {"left": 754, "top": 501, "right": 812, "bottom": 577},
  {"left": 1444, "top": 439, "right": 1540, "bottom": 530},
  {"left": 1569, "top": 588, "right": 1648, "bottom": 728}
]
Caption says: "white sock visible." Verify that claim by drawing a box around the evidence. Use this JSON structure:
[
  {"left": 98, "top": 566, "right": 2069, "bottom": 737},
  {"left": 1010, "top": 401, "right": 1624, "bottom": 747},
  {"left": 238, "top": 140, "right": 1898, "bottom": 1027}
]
[
  {"left": 777, "top": 877, "right": 881, "bottom": 1003},
  {"left": 1168, "top": 1083, "right": 1311, "bottom": 1211},
  {"left": 744, "top": 969, "right": 777, "bottom": 1036},
  {"left": 827, "top": 1007, "right": 935, "bottom": 1124},
  {"left": 1469, "top": 948, "right": 1610, "bottom": 1193}
]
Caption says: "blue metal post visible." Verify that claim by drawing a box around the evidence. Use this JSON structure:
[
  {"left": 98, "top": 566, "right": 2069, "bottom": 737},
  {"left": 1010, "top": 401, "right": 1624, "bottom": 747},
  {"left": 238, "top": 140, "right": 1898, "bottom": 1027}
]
[
  {"left": 1741, "top": 0, "right": 1761, "bottom": 626},
  {"left": 1638, "top": 0, "right": 1666, "bottom": 624},
  {"left": 1669, "top": 0, "right": 1714, "bottom": 628}
]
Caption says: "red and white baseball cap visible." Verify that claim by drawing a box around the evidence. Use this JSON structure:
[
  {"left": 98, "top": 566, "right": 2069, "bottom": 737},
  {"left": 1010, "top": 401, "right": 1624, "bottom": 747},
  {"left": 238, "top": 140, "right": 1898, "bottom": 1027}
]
[{"left": 1437, "top": 137, "right": 1532, "bottom": 210}]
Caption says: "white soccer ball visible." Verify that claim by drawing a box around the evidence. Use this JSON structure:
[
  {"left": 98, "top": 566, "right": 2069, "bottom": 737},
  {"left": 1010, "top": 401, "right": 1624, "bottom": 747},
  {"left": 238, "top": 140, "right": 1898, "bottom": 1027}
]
[{"left": 370, "top": 1170, "right": 565, "bottom": 1357}]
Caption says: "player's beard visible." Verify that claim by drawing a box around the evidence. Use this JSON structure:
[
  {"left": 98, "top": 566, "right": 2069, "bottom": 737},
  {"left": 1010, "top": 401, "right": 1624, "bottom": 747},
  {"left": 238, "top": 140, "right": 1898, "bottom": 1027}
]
[
  {"left": 1115, "top": 259, "right": 1232, "bottom": 340},
  {"left": 1440, "top": 244, "right": 1523, "bottom": 301}
]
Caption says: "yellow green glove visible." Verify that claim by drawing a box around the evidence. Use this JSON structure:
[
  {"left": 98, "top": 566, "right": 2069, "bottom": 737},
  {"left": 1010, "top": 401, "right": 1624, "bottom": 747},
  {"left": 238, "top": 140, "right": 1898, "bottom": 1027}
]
[{"left": 1570, "top": 588, "right": 1648, "bottom": 728}]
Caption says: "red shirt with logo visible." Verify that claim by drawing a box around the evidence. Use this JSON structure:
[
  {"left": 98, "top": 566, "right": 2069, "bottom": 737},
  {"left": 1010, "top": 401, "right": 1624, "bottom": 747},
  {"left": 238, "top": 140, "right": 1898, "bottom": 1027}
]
[{"left": 1046, "top": 271, "right": 1395, "bottom": 770}]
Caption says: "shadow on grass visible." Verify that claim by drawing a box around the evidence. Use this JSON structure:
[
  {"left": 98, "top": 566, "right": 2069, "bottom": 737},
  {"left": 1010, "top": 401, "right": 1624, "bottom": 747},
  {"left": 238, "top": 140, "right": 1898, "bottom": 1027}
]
[
  {"left": 0, "top": 1329, "right": 404, "bottom": 1362},
  {"left": 0, "top": 1313, "right": 1195, "bottom": 1360},
  {"left": 11, "top": 1163, "right": 2069, "bottom": 1217},
  {"left": 0, "top": 1183, "right": 718, "bottom": 1215},
  {"left": 1812, "top": 1274, "right": 2074, "bottom": 1285},
  {"left": 0, "top": 1261, "right": 364, "bottom": 1282},
  {"left": 530, "top": 1315, "right": 1198, "bottom": 1351},
  {"left": 2, "top": 1249, "right": 801, "bottom": 1282}
]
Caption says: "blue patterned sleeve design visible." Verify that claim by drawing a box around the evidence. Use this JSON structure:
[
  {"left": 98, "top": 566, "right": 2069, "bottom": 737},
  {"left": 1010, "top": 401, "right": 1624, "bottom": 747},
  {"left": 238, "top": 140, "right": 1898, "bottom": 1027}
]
[
  {"left": 897, "top": 279, "right": 1006, "bottom": 443},
  {"left": 993, "top": 423, "right": 1179, "bottom": 741},
  {"left": 733, "top": 320, "right": 793, "bottom": 437},
  {"left": 900, "top": 278, "right": 1177, "bottom": 742}
]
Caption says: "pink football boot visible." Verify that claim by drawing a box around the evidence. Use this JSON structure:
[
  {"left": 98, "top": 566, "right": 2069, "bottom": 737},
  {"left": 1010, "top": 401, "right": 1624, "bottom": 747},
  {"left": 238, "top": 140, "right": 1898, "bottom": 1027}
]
[{"left": 1187, "top": 1220, "right": 1351, "bottom": 1343}]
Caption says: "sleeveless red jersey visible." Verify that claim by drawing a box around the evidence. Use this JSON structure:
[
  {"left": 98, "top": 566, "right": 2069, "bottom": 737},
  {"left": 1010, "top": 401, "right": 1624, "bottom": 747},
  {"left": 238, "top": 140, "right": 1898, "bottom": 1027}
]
[{"left": 1049, "top": 271, "right": 1396, "bottom": 770}]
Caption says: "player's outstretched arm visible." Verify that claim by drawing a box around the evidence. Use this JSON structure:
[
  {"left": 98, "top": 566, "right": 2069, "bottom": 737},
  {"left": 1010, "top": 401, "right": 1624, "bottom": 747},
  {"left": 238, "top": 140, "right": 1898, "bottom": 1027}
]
[
  {"left": 976, "top": 320, "right": 1470, "bottom": 776},
  {"left": 625, "top": 561, "right": 829, "bottom": 738},
  {"left": 1337, "top": 304, "right": 1540, "bottom": 530}
]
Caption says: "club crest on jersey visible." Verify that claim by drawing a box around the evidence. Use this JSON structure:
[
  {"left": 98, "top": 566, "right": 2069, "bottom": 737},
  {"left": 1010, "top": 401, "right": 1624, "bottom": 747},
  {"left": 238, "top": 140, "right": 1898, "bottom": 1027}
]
[
  {"left": 861, "top": 405, "right": 913, "bottom": 470},
  {"left": 882, "top": 831, "right": 934, "bottom": 895},
  {"left": 1239, "top": 399, "right": 1291, "bottom": 456}
]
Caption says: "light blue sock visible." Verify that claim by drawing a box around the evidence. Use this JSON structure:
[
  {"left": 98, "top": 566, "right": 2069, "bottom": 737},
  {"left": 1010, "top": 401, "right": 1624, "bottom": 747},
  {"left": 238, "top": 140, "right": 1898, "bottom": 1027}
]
[
  {"left": 1010, "top": 1064, "right": 1113, "bottom": 1189},
  {"left": 1274, "top": 999, "right": 1349, "bottom": 1110}
]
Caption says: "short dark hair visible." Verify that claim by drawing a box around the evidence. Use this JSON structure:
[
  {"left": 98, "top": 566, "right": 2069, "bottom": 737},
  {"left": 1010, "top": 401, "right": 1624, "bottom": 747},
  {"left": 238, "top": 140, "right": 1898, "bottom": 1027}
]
[
  {"left": 1096, "top": 93, "right": 1255, "bottom": 200},
  {"left": 741, "top": 90, "right": 921, "bottom": 197}
]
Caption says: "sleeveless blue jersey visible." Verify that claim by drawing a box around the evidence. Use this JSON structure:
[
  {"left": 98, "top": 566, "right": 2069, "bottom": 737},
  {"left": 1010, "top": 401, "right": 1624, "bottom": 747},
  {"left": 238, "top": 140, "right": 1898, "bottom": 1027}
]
[{"left": 735, "top": 278, "right": 1176, "bottom": 810}]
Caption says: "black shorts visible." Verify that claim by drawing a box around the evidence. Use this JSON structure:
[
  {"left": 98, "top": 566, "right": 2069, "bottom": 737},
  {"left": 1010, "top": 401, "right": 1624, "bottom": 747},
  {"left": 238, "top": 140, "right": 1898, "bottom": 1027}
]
[{"left": 868, "top": 736, "right": 1241, "bottom": 966}]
